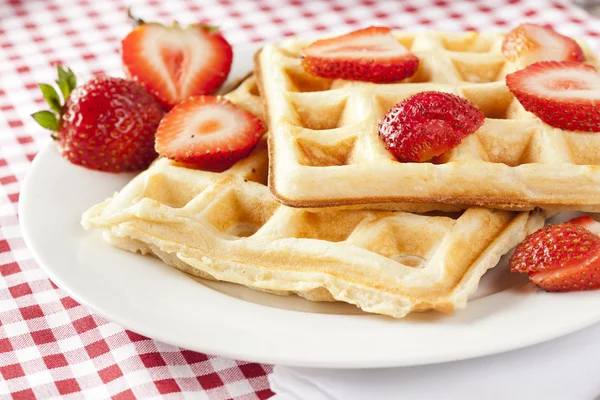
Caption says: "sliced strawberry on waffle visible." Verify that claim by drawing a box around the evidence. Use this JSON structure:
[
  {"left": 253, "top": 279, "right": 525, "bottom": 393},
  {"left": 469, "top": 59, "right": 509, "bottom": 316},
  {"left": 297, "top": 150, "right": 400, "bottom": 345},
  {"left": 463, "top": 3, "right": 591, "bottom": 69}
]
[
  {"left": 506, "top": 61, "right": 600, "bottom": 132},
  {"left": 378, "top": 92, "right": 485, "bottom": 162},
  {"left": 502, "top": 23, "right": 584, "bottom": 65},
  {"left": 301, "top": 26, "right": 419, "bottom": 83},
  {"left": 510, "top": 216, "right": 600, "bottom": 292},
  {"left": 155, "top": 96, "right": 264, "bottom": 171},
  {"left": 122, "top": 16, "right": 233, "bottom": 110}
]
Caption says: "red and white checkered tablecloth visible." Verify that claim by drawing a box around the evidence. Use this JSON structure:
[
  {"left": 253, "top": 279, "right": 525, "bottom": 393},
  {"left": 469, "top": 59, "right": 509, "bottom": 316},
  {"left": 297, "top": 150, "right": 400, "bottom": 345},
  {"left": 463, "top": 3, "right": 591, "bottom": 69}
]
[{"left": 1, "top": 0, "right": 599, "bottom": 398}]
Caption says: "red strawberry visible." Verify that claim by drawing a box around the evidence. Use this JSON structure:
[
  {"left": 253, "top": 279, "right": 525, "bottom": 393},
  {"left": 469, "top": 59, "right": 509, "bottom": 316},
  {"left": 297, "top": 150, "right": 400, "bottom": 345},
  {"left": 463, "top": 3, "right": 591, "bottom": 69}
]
[
  {"left": 502, "top": 23, "right": 584, "bottom": 65},
  {"left": 377, "top": 91, "right": 484, "bottom": 162},
  {"left": 155, "top": 96, "right": 264, "bottom": 170},
  {"left": 121, "top": 16, "right": 233, "bottom": 110},
  {"left": 31, "top": 66, "right": 163, "bottom": 172},
  {"left": 509, "top": 217, "right": 600, "bottom": 292},
  {"left": 301, "top": 26, "right": 419, "bottom": 83},
  {"left": 506, "top": 61, "right": 600, "bottom": 132},
  {"left": 567, "top": 215, "right": 600, "bottom": 235}
]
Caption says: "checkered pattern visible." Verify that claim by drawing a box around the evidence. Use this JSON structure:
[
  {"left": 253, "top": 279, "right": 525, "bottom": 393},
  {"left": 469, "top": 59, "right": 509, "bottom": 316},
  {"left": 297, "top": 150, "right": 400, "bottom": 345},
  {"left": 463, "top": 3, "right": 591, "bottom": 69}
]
[{"left": 1, "top": 0, "right": 599, "bottom": 398}]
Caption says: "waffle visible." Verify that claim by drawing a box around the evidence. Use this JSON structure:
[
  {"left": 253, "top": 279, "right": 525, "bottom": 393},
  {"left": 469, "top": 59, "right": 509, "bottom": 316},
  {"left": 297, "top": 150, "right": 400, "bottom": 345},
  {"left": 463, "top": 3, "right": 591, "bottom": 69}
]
[
  {"left": 82, "top": 76, "right": 545, "bottom": 318},
  {"left": 256, "top": 30, "right": 600, "bottom": 211}
]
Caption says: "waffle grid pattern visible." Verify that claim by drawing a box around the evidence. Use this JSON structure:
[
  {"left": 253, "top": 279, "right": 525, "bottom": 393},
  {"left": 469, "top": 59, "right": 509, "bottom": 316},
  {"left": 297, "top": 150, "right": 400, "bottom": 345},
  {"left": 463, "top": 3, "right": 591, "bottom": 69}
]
[
  {"left": 258, "top": 31, "right": 600, "bottom": 210},
  {"left": 82, "top": 78, "right": 545, "bottom": 318}
]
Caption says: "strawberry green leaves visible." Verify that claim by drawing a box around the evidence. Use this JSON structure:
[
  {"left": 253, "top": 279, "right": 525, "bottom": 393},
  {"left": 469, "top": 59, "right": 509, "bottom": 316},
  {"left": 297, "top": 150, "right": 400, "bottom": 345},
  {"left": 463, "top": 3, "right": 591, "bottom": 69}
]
[
  {"left": 31, "top": 110, "right": 59, "bottom": 131},
  {"left": 31, "top": 65, "right": 77, "bottom": 133},
  {"left": 56, "top": 65, "right": 76, "bottom": 98},
  {"left": 38, "top": 84, "right": 61, "bottom": 114}
]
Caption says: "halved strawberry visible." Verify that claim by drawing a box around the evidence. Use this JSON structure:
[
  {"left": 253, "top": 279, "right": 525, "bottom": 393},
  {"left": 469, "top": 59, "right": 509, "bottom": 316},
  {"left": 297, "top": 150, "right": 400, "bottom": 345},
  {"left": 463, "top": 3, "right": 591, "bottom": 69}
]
[
  {"left": 155, "top": 96, "right": 264, "bottom": 170},
  {"left": 122, "top": 17, "right": 233, "bottom": 110},
  {"left": 506, "top": 61, "right": 600, "bottom": 132},
  {"left": 502, "top": 23, "right": 584, "bottom": 65},
  {"left": 509, "top": 217, "right": 600, "bottom": 292},
  {"left": 378, "top": 91, "right": 484, "bottom": 162},
  {"left": 301, "top": 26, "right": 419, "bottom": 83}
]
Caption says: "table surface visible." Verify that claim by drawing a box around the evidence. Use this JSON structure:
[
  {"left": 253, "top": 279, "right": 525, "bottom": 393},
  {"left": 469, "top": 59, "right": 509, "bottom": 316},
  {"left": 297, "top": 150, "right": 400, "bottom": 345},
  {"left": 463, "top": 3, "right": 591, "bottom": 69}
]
[{"left": 1, "top": 0, "right": 599, "bottom": 398}]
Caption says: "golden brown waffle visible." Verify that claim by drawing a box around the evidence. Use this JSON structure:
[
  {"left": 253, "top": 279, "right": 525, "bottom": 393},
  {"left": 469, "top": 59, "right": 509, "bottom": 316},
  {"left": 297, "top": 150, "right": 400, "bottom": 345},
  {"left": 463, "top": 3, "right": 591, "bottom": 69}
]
[
  {"left": 256, "top": 30, "right": 600, "bottom": 211},
  {"left": 82, "top": 76, "right": 545, "bottom": 318}
]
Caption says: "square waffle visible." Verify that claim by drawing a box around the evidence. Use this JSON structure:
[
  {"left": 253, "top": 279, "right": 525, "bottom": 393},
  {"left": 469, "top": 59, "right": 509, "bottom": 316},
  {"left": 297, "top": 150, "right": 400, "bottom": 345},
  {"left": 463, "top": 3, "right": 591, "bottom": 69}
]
[
  {"left": 82, "top": 77, "right": 545, "bottom": 318},
  {"left": 255, "top": 30, "right": 600, "bottom": 211}
]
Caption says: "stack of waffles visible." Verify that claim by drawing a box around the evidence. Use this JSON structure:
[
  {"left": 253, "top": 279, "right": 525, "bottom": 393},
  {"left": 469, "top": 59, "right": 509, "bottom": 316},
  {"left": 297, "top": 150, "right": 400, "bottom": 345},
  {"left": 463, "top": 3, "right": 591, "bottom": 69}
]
[{"left": 83, "top": 27, "right": 600, "bottom": 318}]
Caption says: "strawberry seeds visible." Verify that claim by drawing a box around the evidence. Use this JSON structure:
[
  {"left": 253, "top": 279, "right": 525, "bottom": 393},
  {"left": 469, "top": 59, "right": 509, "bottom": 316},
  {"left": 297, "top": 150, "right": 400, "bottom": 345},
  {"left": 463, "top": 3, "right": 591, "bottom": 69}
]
[{"left": 378, "top": 92, "right": 485, "bottom": 163}]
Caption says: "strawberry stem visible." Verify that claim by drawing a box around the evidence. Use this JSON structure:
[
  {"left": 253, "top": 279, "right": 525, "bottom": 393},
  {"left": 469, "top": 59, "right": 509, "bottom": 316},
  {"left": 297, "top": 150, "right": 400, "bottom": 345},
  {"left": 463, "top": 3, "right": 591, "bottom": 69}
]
[{"left": 127, "top": 7, "right": 146, "bottom": 27}]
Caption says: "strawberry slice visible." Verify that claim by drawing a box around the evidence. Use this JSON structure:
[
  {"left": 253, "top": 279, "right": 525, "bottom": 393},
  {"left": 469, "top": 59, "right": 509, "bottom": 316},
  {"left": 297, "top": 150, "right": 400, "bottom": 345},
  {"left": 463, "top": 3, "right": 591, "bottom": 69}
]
[
  {"left": 301, "top": 26, "right": 419, "bottom": 83},
  {"left": 155, "top": 96, "right": 264, "bottom": 170},
  {"left": 122, "top": 19, "right": 233, "bottom": 110},
  {"left": 506, "top": 61, "right": 600, "bottom": 132},
  {"left": 567, "top": 215, "right": 600, "bottom": 235},
  {"left": 502, "top": 23, "right": 584, "bottom": 65},
  {"left": 378, "top": 91, "right": 484, "bottom": 162},
  {"left": 509, "top": 217, "right": 600, "bottom": 292}
]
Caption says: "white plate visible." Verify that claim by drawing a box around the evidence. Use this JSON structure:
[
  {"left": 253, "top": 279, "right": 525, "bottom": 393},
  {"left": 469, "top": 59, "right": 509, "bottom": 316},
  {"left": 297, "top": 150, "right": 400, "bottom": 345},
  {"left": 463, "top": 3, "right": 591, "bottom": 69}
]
[{"left": 19, "top": 44, "right": 600, "bottom": 369}]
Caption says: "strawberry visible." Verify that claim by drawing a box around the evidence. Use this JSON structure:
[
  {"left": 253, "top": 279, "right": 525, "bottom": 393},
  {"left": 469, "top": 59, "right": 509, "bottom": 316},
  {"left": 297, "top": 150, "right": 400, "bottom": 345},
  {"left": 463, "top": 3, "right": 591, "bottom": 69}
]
[
  {"left": 31, "top": 66, "right": 163, "bottom": 172},
  {"left": 509, "top": 217, "right": 600, "bottom": 292},
  {"left": 501, "top": 23, "right": 584, "bottom": 65},
  {"left": 566, "top": 216, "right": 600, "bottom": 235},
  {"left": 155, "top": 96, "right": 264, "bottom": 170},
  {"left": 377, "top": 91, "right": 484, "bottom": 162},
  {"left": 121, "top": 14, "right": 233, "bottom": 110},
  {"left": 300, "top": 26, "right": 419, "bottom": 83},
  {"left": 506, "top": 61, "right": 600, "bottom": 132}
]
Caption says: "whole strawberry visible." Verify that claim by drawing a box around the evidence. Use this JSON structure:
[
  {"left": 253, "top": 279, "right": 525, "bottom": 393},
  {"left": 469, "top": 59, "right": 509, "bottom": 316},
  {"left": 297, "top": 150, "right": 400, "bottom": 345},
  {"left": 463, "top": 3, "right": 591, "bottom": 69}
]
[
  {"left": 32, "top": 66, "right": 164, "bottom": 172},
  {"left": 378, "top": 91, "right": 485, "bottom": 162}
]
